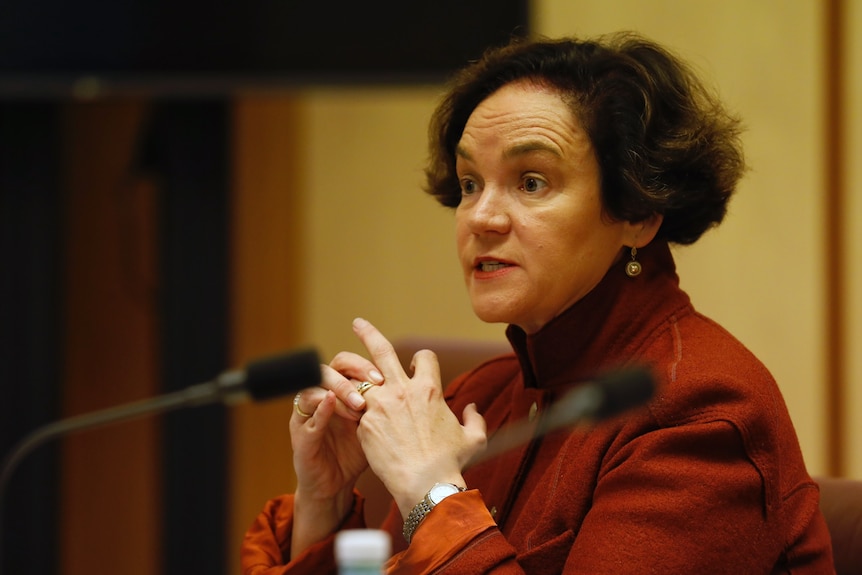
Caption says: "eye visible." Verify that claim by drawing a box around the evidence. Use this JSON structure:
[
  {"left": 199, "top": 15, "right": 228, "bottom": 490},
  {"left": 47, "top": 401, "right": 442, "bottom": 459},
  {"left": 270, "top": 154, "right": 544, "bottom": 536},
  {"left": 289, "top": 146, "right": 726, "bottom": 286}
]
[
  {"left": 521, "top": 175, "right": 547, "bottom": 193},
  {"left": 460, "top": 178, "right": 478, "bottom": 195}
]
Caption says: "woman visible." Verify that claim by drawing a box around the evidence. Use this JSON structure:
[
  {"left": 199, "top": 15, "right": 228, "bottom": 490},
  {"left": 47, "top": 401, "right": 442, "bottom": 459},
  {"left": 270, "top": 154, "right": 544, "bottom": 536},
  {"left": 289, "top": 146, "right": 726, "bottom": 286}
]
[{"left": 242, "top": 33, "right": 834, "bottom": 574}]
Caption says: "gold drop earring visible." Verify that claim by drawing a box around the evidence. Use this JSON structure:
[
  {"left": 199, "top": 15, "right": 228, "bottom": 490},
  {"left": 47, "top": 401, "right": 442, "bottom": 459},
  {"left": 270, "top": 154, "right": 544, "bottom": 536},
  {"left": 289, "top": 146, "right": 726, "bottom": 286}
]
[{"left": 625, "top": 247, "right": 642, "bottom": 277}]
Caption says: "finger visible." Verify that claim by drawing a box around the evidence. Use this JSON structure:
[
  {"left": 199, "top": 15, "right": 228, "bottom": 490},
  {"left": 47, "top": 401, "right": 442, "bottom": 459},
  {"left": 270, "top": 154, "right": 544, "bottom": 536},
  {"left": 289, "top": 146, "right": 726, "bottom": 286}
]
[
  {"left": 328, "top": 351, "right": 385, "bottom": 385},
  {"left": 462, "top": 402, "right": 488, "bottom": 450},
  {"left": 320, "top": 364, "right": 367, "bottom": 411},
  {"left": 305, "top": 390, "right": 337, "bottom": 432},
  {"left": 409, "top": 348, "right": 441, "bottom": 385},
  {"left": 291, "top": 388, "right": 334, "bottom": 431},
  {"left": 293, "top": 384, "right": 362, "bottom": 423},
  {"left": 293, "top": 386, "right": 329, "bottom": 415},
  {"left": 293, "top": 390, "right": 315, "bottom": 420},
  {"left": 352, "top": 318, "right": 405, "bottom": 379}
]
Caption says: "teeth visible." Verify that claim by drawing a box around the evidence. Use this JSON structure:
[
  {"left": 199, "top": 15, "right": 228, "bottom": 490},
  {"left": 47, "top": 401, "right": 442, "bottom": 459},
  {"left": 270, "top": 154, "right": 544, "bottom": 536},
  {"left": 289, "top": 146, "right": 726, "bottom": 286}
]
[{"left": 479, "top": 262, "right": 508, "bottom": 272}]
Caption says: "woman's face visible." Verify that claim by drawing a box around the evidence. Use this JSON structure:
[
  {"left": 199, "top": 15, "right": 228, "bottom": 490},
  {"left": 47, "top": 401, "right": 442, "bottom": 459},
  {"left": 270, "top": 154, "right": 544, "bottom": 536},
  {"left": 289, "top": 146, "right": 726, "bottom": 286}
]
[{"left": 455, "top": 80, "right": 639, "bottom": 334}]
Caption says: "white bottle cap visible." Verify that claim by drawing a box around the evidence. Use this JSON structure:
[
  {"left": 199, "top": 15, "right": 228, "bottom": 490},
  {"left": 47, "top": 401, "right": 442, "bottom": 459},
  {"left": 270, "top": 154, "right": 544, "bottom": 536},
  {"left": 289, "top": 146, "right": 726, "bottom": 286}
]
[{"left": 335, "top": 529, "right": 392, "bottom": 565}]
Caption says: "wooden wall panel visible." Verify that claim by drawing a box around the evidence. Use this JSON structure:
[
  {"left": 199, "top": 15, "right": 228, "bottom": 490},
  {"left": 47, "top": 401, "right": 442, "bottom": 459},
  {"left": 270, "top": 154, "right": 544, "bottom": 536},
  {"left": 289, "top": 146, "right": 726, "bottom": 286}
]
[
  {"left": 844, "top": 0, "right": 862, "bottom": 478},
  {"left": 227, "top": 95, "right": 308, "bottom": 574},
  {"left": 61, "top": 100, "right": 160, "bottom": 575},
  {"left": 823, "top": 0, "right": 849, "bottom": 476}
]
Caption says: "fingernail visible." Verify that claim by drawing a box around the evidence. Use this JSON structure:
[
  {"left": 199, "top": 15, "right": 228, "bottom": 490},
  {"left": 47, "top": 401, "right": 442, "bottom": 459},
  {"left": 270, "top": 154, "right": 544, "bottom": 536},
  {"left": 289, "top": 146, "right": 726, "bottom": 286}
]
[
  {"left": 353, "top": 317, "right": 369, "bottom": 330},
  {"left": 369, "top": 369, "right": 384, "bottom": 383},
  {"left": 348, "top": 391, "right": 365, "bottom": 410}
]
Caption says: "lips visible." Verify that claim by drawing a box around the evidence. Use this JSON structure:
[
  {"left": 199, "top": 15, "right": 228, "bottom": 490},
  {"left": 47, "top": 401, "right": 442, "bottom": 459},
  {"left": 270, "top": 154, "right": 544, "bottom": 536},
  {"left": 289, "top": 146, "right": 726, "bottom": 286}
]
[
  {"left": 477, "top": 261, "right": 510, "bottom": 272},
  {"left": 472, "top": 257, "right": 516, "bottom": 275}
]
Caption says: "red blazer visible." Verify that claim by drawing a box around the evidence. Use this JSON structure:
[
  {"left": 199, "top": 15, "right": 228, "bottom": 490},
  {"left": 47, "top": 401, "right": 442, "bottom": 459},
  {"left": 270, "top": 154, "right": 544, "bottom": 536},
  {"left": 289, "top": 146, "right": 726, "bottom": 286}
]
[{"left": 242, "top": 241, "right": 834, "bottom": 574}]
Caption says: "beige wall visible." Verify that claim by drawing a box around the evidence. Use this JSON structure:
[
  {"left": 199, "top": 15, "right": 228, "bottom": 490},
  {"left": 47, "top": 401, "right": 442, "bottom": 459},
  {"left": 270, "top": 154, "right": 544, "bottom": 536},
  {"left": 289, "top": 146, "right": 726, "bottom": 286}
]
[{"left": 300, "top": 88, "right": 505, "bottom": 358}]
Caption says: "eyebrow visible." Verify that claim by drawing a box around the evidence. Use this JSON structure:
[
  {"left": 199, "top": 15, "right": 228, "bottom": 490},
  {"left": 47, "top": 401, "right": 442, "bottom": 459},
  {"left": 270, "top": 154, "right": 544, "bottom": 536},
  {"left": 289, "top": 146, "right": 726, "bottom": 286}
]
[
  {"left": 503, "top": 140, "right": 563, "bottom": 159},
  {"left": 455, "top": 140, "right": 563, "bottom": 162},
  {"left": 455, "top": 144, "right": 472, "bottom": 161}
]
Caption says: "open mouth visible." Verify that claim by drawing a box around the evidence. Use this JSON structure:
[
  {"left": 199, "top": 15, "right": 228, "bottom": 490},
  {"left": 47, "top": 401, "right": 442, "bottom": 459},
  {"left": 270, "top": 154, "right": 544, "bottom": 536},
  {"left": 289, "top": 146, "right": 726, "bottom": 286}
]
[{"left": 476, "top": 261, "right": 512, "bottom": 272}]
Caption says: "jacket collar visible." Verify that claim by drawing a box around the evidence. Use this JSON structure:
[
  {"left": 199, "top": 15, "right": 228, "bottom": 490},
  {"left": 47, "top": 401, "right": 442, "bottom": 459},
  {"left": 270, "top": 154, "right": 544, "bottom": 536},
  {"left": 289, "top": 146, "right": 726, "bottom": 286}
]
[{"left": 505, "top": 241, "right": 688, "bottom": 390}]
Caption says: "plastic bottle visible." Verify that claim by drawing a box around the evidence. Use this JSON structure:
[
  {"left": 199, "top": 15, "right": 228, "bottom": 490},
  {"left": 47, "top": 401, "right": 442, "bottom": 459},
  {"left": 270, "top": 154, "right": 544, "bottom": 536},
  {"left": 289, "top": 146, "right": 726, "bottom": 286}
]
[{"left": 335, "top": 529, "right": 391, "bottom": 575}]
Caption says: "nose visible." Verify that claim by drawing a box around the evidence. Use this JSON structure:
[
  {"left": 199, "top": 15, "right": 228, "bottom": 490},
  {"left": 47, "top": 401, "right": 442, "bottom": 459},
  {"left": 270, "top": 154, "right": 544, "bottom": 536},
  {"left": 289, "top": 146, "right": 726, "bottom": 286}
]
[{"left": 462, "top": 186, "right": 511, "bottom": 234}]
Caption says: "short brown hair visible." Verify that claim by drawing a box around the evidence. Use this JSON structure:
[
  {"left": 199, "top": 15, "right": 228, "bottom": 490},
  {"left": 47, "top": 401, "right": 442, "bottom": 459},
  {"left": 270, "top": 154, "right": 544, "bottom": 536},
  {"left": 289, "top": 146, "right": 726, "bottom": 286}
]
[{"left": 425, "top": 33, "right": 746, "bottom": 245}]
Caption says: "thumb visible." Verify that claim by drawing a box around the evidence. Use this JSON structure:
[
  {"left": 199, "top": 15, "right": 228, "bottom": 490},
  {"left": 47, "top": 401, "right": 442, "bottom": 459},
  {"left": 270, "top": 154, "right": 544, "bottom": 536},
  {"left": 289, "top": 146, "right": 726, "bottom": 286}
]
[{"left": 461, "top": 402, "right": 488, "bottom": 451}]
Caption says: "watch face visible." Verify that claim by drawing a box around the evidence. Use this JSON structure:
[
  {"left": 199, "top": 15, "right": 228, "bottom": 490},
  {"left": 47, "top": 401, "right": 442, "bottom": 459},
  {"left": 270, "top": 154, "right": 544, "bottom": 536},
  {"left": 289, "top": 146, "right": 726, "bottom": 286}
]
[{"left": 428, "top": 483, "right": 461, "bottom": 505}]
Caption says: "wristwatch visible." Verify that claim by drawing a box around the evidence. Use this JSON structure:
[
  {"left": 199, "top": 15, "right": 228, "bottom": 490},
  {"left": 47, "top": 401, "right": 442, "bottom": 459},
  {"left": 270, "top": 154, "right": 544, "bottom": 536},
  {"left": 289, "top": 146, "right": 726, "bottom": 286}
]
[{"left": 402, "top": 482, "right": 466, "bottom": 543}]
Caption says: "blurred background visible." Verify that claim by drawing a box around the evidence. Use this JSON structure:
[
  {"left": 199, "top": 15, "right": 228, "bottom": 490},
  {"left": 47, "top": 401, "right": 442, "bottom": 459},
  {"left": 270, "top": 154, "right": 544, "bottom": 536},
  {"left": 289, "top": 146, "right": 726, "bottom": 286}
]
[{"left": 1, "top": 0, "right": 859, "bottom": 573}]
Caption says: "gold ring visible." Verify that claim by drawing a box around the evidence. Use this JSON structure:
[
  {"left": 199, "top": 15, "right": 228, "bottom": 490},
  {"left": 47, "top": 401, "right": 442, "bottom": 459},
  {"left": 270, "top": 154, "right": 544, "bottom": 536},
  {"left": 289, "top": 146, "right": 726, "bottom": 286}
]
[
  {"left": 293, "top": 392, "right": 312, "bottom": 418},
  {"left": 356, "top": 381, "right": 375, "bottom": 396}
]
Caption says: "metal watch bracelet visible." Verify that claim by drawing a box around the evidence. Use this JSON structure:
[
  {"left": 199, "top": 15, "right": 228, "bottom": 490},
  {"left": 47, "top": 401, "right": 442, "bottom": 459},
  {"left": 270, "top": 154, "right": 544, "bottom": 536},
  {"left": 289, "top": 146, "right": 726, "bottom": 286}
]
[{"left": 402, "top": 483, "right": 466, "bottom": 544}]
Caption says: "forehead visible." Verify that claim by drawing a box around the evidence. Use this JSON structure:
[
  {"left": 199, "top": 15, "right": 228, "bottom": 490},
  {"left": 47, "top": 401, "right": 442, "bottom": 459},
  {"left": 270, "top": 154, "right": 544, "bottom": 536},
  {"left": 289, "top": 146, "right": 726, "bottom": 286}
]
[{"left": 457, "top": 79, "right": 589, "bottom": 159}]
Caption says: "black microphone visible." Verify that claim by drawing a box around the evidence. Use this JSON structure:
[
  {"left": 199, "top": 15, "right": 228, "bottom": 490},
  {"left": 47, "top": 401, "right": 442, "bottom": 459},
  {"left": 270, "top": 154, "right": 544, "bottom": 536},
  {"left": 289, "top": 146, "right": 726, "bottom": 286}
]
[
  {"left": 0, "top": 347, "right": 321, "bottom": 514},
  {"left": 226, "top": 348, "right": 323, "bottom": 402},
  {"left": 468, "top": 366, "right": 656, "bottom": 466}
]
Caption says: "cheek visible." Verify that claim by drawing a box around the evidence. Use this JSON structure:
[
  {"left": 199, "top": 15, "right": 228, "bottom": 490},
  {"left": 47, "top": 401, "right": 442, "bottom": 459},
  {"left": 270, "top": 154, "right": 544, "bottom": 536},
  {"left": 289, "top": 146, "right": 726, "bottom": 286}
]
[
  {"left": 524, "top": 218, "right": 570, "bottom": 260},
  {"left": 454, "top": 214, "right": 467, "bottom": 237},
  {"left": 454, "top": 219, "right": 471, "bottom": 265},
  {"left": 538, "top": 226, "right": 598, "bottom": 275},
  {"left": 454, "top": 220, "right": 466, "bottom": 247},
  {"left": 454, "top": 207, "right": 467, "bottom": 236}
]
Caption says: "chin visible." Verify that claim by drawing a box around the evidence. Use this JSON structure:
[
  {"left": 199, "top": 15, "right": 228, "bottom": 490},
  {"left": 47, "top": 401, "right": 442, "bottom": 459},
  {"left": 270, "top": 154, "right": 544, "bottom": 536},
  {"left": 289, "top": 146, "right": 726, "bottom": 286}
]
[{"left": 470, "top": 302, "right": 515, "bottom": 326}]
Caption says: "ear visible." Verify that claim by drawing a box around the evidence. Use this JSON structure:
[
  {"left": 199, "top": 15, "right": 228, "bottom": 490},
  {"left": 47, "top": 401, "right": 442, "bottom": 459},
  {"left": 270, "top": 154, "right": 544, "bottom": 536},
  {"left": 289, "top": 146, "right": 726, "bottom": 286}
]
[{"left": 623, "top": 213, "right": 664, "bottom": 248}]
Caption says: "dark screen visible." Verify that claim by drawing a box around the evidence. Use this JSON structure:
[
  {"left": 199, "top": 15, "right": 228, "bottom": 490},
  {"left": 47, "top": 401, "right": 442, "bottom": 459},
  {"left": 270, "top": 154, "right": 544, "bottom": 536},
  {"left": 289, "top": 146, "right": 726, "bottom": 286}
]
[{"left": 0, "top": 1, "right": 529, "bottom": 94}]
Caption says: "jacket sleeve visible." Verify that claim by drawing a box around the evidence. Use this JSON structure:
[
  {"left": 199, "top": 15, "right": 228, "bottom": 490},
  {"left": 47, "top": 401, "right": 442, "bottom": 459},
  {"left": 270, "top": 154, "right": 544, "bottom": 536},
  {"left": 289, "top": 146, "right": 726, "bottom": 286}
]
[
  {"left": 240, "top": 491, "right": 367, "bottom": 575},
  {"left": 382, "top": 490, "right": 509, "bottom": 574}
]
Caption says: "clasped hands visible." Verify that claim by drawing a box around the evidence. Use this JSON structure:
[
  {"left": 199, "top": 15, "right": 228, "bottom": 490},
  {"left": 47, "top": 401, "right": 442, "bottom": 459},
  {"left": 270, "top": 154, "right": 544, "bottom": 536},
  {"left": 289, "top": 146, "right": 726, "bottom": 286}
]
[{"left": 289, "top": 317, "right": 487, "bottom": 546}]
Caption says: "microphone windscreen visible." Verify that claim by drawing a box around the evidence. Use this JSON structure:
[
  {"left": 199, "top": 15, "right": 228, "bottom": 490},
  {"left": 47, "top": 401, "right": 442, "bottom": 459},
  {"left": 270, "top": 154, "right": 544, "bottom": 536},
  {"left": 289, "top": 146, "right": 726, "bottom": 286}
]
[
  {"left": 592, "top": 367, "right": 655, "bottom": 419},
  {"left": 244, "top": 348, "right": 322, "bottom": 401}
]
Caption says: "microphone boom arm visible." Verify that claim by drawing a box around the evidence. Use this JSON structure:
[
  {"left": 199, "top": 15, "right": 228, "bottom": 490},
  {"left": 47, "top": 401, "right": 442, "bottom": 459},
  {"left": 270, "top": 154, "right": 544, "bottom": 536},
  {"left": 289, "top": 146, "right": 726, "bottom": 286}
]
[
  {"left": 467, "top": 366, "right": 655, "bottom": 468},
  {"left": 0, "top": 370, "right": 247, "bottom": 499},
  {"left": 0, "top": 346, "right": 321, "bottom": 574}
]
